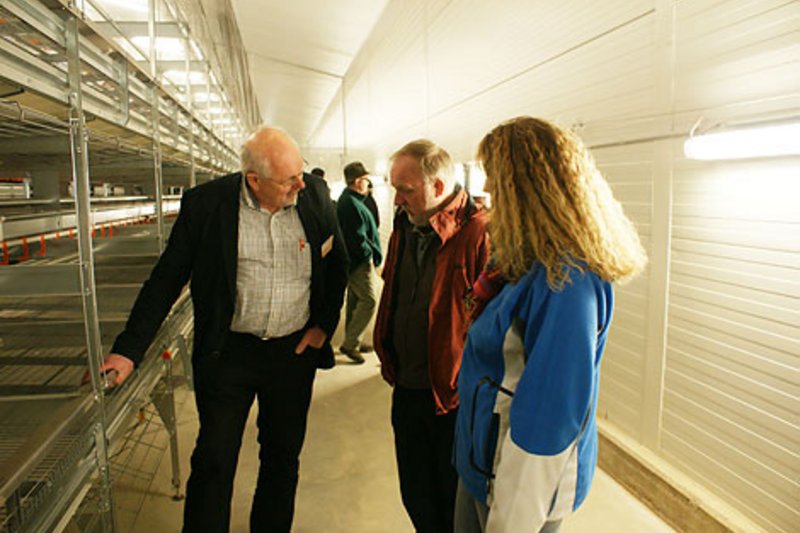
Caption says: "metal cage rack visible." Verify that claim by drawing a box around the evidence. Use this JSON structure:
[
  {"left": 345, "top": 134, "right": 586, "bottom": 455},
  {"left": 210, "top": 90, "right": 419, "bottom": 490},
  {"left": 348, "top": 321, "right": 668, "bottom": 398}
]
[{"left": 0, "top": 0, "right": 243, "bottom": 531}]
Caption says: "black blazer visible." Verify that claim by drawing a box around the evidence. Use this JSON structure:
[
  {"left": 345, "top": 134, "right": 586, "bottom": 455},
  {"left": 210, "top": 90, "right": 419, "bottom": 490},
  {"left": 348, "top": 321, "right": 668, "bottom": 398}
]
[{"left": 112, "top": 172, "right": 349, "bottom": 369}]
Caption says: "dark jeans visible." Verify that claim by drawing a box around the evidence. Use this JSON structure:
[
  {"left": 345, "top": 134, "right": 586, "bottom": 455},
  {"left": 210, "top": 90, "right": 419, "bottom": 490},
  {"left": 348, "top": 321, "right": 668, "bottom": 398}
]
[
  {"left": 182, "top": 331, "right": 316, "bottom": 533},
  {"left": 391, "top": 386, "right": 458, "bottom": 533}
]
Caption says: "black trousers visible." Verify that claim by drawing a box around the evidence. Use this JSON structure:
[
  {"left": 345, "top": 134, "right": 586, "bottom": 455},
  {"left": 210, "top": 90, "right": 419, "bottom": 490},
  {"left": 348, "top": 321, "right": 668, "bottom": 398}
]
[
  {"left": 182, "top": 331, "right": 316, "bottom": 533},
  {"left": 391, "top": 386, "right": 458, "bottom": 533}
]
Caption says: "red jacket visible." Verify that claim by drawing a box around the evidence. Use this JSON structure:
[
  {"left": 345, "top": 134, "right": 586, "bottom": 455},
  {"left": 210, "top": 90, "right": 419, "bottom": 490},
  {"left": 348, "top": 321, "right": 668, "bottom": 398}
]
[{"left": 374, "top": 188, "right": 490, "bottom": 414}]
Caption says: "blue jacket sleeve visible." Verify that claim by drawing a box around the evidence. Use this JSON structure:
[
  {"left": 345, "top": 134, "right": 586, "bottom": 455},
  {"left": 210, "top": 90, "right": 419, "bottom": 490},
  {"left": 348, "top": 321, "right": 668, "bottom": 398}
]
[{"left": 510, "top": 273, "right": 602, "bottom": 455}]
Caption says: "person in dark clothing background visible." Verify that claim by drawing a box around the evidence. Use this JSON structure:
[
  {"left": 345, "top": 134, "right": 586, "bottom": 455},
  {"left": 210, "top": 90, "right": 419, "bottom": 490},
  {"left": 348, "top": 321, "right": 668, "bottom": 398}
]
[
  {"left": 363, "top": 177, "right": 380, "bottom": 229},
  {"left": 336, "top": 161, "right": 382, "bottom": 363}
]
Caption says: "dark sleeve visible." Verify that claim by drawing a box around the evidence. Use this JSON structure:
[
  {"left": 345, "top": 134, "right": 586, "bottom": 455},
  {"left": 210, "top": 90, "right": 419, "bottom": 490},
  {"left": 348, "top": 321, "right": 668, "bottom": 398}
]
[
  {"left": 365, "top": 193, "right": 380, "bottom": 228},
  {"left": 338, "top": 195, "right": 381, "bottom": 267},
  {"left": 336, "top": 195, "right": 363, "bottom": 265},
  {"left": 318, "top": 185, "right": 349, "bottom": 337},
  {"left": 111, "top": 192, "right": 197, "bottom": 365}
]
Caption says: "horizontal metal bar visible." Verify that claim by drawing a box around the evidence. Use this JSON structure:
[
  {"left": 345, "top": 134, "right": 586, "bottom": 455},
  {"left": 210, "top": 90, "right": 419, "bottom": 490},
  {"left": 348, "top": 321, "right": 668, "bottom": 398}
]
[
  {"left": 138, "top": 60, "right": 206, "bottom": 71},
  {"left": 0, "top": 391, "right": 82, "bottom": 402},
  {"left": 0, "top": 264, "right": 81, "bottom": 296},
  {"left": 0, "top": 47, "right": 68, "bottom": 104},
  {"left": 93, "top": 20, "right": 182, "bottom": 39},
  {"left": 0, "top": 393, "right": 93, "bottom": 507},
  {"left": 0, "top": 201, "right": 178, "bottom": 241},
  {"left": 104, "top": 292, "right": 192, "bottom": 441},
  {"left": 77, "top": 33, "right": 117, "bottom": 81},
  {"left": 0, "top": 356, "right": 85, "bottom": 366},
  {"left": 0, "top": 0, "right": 66, "bottom": 47},
  {"left": 0, "top": 384, "right": 77, "bottom": 395},
  {"left": 0, "top": 135, "right": 68, "bottom": 154},
  {"left": 93, "top": 235, "right": 161, "bottom": 256}
]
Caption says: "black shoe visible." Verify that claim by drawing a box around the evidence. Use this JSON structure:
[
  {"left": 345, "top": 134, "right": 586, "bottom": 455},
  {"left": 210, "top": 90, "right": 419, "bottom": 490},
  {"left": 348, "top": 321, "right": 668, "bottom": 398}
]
[
  {"left": 340, "top": 346, "right": 365, "bottom": 364},
  {"left": 358, "top": 343, "right": 374, "bottom": 353}
]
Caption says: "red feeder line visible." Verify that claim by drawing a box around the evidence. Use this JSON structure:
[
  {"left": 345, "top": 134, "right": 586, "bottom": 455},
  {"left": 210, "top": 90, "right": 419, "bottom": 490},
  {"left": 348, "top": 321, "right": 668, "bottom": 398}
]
[
  {"left": 1, "top": 241, "right": 8, "bottom": 265},
  {"left": 37, "top": 234, "right": 46, "bottom": 256},
  {"left": 20, "top": 238, "right": 30, "bottom": 261},
  {"left": 68, "top": 228, "right": 74, "bottom": 239},
  {"left": 109, "top": 225, "right": 115, "bottom": 237}
]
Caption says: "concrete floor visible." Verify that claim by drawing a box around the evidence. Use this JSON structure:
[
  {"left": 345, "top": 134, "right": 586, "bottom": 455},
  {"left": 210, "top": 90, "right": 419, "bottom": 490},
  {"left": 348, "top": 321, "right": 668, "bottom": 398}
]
[{"left": 126, "top": 351, "right": 674, "bottom": 532}]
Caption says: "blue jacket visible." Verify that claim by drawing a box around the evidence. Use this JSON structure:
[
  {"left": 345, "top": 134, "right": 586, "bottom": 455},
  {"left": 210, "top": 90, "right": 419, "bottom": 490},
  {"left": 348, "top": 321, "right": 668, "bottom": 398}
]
[{"left": 454, "top": 264, "right": 613, "bottom": 531}]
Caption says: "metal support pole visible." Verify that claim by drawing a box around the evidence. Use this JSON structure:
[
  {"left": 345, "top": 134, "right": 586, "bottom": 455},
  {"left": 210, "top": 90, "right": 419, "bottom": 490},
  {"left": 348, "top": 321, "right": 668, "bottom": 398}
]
[
  {"left": 165, "top": 353, "right": 182, "bottom": 500},
  {"left": 185, "top": 35, "right": 196, "bottom": 188},
  {"left": 147, "top": 0, "right": 165, "bottom": 250},
  {"left": 148, "top": 0, "right": 157, "bottom": 79},
  {"left": 189, "top": 122, "right": 196, "bottom": 188},
  {"left": 66, "top": 16, "right": 117, "bottom": 533},
  {"left": 117, "top": 60, "right": 129, "bottom": 126},
  {"left": 151, "top": 86, "right": 165, "bottom": 251},
  {"left": 177, "top": 333, "right": 193, "bottom": 391},
  {"left": 150, "top": 350, "right": 184, "bottom": 501}
]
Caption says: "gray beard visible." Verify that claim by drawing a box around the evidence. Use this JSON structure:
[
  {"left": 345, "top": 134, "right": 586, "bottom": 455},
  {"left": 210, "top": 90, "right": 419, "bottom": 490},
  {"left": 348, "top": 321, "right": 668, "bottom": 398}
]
[{"left": 403, "top": 208, "right": 430, "bottom": 227}]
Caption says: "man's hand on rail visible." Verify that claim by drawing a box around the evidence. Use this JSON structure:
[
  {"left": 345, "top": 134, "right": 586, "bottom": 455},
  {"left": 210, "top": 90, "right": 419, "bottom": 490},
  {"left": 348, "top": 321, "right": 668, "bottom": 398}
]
[{"left": 97, "top": 353, "right": 135, "bottom": 386}]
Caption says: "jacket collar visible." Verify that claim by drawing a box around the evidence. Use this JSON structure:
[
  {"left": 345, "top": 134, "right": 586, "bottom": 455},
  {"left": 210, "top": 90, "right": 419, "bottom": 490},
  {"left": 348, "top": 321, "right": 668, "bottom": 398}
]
[
  {"left": 341, "top": 187, "right": 366, "bottom": 201},
  {"left": 428, "top": 185, "right": 473, "bottom": 245}
]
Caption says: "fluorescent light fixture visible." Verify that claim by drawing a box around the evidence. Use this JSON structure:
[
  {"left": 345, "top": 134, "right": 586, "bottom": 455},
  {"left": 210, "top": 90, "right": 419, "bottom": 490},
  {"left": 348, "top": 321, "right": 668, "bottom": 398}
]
[{"left": 684, "top": 121, "right": 800, "bottom": 161}]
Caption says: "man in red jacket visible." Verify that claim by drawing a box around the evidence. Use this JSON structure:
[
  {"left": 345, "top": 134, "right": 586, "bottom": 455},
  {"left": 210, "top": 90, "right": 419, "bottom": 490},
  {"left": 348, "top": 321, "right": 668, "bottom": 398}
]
[{"left": 374, "top": 139, "right": 490, "bottom": 533}]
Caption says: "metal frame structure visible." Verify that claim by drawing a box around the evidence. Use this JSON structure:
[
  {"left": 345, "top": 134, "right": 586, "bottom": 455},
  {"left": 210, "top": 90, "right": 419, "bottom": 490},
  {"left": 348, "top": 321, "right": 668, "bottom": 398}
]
[{"left": 0, "top": 0, "right": 244, "bottom": 531}]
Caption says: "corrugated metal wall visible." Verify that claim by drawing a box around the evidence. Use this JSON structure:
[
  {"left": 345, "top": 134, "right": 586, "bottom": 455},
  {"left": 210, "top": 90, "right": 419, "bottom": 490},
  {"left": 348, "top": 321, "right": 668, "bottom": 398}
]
[
  {"left": 664, "top": 154, "right": 799, "bottom": 532},
  {"left": 310, "top": 0, "right": 800, "bottom": 531}
]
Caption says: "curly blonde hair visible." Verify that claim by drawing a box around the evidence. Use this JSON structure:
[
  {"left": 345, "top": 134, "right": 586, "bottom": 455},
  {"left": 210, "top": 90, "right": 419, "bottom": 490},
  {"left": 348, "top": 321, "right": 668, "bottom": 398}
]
[{"left": 478, "top": 116, "right": 647, "bottom": 288}]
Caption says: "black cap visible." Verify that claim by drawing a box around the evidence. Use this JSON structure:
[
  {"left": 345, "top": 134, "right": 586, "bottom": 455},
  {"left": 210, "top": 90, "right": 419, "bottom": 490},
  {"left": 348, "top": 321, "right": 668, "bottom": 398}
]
[{"left": 343, "top": 161, "right": 369, "bottom": 184}]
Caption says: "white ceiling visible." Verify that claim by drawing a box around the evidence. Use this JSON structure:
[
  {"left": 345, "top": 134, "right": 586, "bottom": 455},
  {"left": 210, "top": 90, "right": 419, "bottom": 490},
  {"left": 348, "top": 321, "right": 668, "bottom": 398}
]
[{"left": 230, "top": 0, "right": 389, "bottom": 145}]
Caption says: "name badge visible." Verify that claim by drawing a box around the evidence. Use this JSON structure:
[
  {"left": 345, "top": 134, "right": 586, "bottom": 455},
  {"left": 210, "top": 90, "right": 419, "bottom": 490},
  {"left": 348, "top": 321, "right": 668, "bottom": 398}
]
[{"left": 321, "top": 235, "right": 333, "bottom": 258}]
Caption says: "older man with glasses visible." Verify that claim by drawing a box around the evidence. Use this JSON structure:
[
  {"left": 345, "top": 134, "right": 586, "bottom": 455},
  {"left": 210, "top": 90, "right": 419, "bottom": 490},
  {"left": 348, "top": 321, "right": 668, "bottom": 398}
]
[{"left": 98, "top": 126, "right": 348, "bottom": 532}]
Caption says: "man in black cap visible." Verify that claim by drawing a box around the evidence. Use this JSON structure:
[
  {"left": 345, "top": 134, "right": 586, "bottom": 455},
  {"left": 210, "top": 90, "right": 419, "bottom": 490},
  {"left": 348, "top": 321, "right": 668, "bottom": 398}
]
[{"left": 337, "top": 161, "right": 382, "bottom": 363}]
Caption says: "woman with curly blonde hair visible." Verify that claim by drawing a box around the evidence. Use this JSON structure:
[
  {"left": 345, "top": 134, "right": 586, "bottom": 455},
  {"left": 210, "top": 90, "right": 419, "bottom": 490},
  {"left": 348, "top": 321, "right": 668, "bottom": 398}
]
[{"left": 453, "top": 117, "right": 646, "bottom": 533}]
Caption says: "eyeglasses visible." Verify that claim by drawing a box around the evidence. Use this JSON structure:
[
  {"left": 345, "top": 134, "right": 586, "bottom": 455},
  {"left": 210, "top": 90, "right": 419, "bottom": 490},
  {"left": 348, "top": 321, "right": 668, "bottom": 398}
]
[{"left": 249, "top": 171, "right": 303, "bottom": 187}]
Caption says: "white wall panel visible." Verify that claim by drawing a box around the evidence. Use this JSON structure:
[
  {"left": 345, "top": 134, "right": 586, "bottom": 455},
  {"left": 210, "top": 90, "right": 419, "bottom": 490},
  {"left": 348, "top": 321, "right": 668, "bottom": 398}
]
[
  {"left": 593, "top": 142, "right": 654, "bottom": 440},
  {"left": 674, "top": 0, "right": 799, "bottom": 112},
  {"left": 428, "top": 14, "right": 658, "bottom": 161},
  {"left": 665, "top": 151, "right": 800, "bottom": 530},
  {"left": 425, "top": 0, "right": 653, "bottom": 114}
]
